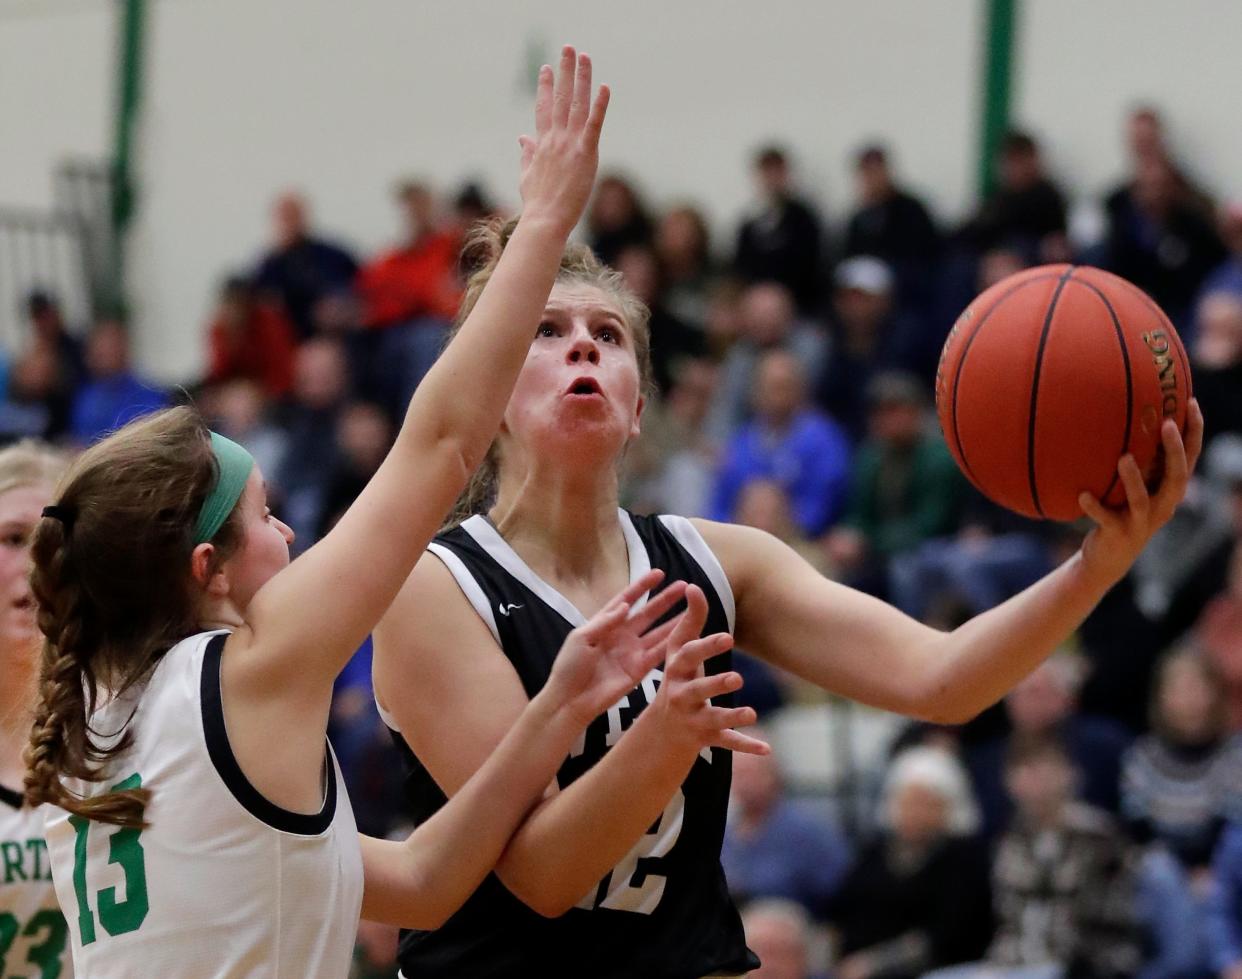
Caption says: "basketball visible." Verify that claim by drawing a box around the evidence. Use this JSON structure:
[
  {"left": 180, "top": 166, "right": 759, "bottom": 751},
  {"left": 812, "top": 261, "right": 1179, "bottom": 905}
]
[{"left": 936, "top": 264, "right": 1192, "bottom": 522}]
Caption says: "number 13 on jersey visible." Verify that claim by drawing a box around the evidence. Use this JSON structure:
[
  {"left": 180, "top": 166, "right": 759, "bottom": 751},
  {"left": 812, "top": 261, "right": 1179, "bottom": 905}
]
[{"left": 66, "top": 774, "right": 149, "bottom": 946}]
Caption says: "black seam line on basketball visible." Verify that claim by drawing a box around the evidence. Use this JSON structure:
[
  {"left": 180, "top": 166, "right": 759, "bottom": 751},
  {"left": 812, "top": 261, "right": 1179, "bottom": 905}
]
[
  {"left": 950, "top": 271, "right": 1065, "bottom": 489},
  {"left": 1026, "top": 266, "right": 1077, "bottom": 519},
  {"left": 1072, "top": 274, "right": 1133, "bottom": 504}
]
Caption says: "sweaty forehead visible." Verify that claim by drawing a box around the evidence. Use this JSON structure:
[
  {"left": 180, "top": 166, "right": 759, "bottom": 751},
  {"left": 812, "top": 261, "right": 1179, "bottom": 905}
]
[{"left": 545, "top": 283, "right": 625, "bottom": 319}]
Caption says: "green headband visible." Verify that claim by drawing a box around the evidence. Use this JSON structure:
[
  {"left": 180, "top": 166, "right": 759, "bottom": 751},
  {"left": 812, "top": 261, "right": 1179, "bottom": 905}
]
[{"left": 193, "top": 432, "right": 255, "bottom": 545}]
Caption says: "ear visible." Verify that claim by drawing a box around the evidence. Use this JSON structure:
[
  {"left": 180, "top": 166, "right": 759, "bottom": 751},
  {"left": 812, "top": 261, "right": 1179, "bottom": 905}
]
[
  {"left": 190, "top": 542, "right": 230, "bottom": 599},
  {"left": 629, "top": 394, "right": 646, "bottom": 440}
]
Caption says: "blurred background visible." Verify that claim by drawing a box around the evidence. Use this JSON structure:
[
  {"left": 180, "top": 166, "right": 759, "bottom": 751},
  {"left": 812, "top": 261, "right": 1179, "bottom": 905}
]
[{"left": 4, "top": 2, "right": 1242, "bottom": 977}]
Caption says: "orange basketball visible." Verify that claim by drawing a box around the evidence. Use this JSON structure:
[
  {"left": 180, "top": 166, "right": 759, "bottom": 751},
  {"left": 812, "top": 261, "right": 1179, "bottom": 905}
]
[{"left": 935, "top": 264, "right": 1192, "bottom": 521}]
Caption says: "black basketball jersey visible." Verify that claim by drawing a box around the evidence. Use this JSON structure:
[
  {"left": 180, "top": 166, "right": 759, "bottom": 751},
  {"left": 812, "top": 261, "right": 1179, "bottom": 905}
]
[{"left": 386, "top": 510, "right": 758, "bottom": 979}]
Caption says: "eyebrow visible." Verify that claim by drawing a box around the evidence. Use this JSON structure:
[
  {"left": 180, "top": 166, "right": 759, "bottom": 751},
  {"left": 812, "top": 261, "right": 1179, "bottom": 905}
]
[{"left": 544, "top": 302, "right": 626, "bottom": 320}]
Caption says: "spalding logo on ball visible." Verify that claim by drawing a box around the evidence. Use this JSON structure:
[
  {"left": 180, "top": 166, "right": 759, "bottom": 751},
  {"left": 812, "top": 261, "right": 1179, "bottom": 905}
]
[{"left": 935, "top": 264, "right": 1192, "bottom": 522}]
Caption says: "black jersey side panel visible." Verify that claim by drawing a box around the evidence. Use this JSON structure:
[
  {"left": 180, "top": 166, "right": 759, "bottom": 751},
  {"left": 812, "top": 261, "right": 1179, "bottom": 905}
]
[{"left": 390, "top": 513, "right": 756, "bottom": 979}]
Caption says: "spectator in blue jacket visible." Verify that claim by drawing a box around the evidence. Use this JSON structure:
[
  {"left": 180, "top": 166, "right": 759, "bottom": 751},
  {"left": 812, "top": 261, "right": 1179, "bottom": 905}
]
[
  {"left": 722, "top": 738, "right": 851, "bottom": 919},
  {"left": 70, "top": 319, "right": 169, "bottom": 445},
  {"left": 710, "top": 348, "right": 851, "bottom": 536}
]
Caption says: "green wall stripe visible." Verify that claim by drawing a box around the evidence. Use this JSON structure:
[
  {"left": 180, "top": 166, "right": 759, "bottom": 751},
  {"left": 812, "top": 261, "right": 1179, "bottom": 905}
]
[{"left": 978, "top": 0, "right": 1018, "bottom": 197}]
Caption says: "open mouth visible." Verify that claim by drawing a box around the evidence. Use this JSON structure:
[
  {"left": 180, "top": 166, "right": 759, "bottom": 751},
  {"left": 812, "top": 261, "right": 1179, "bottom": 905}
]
[{"left": 565, "top": 377, "right": 604, "bottom": 398}]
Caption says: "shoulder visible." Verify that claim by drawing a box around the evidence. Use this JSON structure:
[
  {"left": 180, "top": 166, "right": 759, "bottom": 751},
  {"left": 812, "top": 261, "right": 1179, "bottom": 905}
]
[
  {"left": 689, "top": 518, "right": 788, "bottom": 604},
  {"left": 690, "top": 517, "right": 771, "bottom": 567},
  {"left": 373, "top": 549, "right": 499, "bottom": 696},
  {"left": 379, "top": 547, "right": 474, "bottom": 636}
]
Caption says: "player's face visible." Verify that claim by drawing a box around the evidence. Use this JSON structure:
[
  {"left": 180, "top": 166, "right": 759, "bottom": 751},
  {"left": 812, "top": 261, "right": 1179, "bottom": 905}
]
[
  {"left": 502, "top": 283, "right": 643, "bottom": 463},
  {"left": 221, "top": 468, "right": 294, "bottom": 613},
  {"left": 0, "top": 484, "right": 49, "bottom": 660}
]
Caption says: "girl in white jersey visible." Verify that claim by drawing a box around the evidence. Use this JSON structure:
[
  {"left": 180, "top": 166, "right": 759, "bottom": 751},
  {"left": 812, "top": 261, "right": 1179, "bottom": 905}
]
[
  {"left": 22, "top": 49, "right": 755, "bottom": 979},
  {"left": 0, "top": 442, "right": 68, "bottom": 979},
  {"left": 373, "top": 228, "right": 1205, "bottom": 977}
]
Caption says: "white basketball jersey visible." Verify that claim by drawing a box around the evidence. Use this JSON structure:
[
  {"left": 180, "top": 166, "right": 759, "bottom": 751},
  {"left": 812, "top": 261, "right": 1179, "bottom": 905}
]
[
  {"left": 44, "top": 630, "right": 363, "bottom": 979},
  {"left": 1, "top": 785, "right": 71, "bottom": 978}
]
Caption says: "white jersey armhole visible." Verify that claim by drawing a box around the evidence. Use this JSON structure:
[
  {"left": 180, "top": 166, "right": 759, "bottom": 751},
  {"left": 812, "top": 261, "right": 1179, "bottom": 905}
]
[
  {"left": 656, "top": 515, "right": 737, "bottom": 633},
  {"left": 375, "top": 542, "right": 502, "bottom": 734}
]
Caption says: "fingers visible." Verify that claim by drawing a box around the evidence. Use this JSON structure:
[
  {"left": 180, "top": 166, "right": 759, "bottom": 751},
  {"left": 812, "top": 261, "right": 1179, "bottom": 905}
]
[
  {"left": 1117, "top": 453, "right": 1150, "bottom": 520},
  {"left": 533, "top": 64, "right": 553, "bottom": 137},
  {"left": 568, "top": 51, "right": 591, "bottom": 130},
  {"left": 609, "top": 567, "right": 667, "bottom": 610},
  {"left": 667, "top": 632, "right": 733, "bottom": 682},
  {"left": 584, "top": 83, "right": 610, "bottom": 144},
  {"left": 578, "top": 600, "right": 630, "bottom": 641},
  {"left": 637, "top": 615, "right": 681, "bottom": 654},
  {"left": 681, "top": 670, "right": 744, "bottom": 702},
  {"left": 1150, "top": 416, "right": 1190, "bottom": 517},
  {"left": 626, "top": 579, "right": 687, "bottom": 635},
  {"left": 664, "top": 586, "right": 709, "bottom": 671},
  {"left": 1185, "top": 398, "right": 1205, "bottom": 474},
  {"left": 551, "top": 44, "right": 575, "bottom": 129},
  {"left": 518, "top": 135, "right": 536, "bottom": 171},
  {"left": 1078, "top": 490, "right": 1122, "bottom": 533},
  {"left": 712, "top": 729, "right": 772, "bottom": 756}
]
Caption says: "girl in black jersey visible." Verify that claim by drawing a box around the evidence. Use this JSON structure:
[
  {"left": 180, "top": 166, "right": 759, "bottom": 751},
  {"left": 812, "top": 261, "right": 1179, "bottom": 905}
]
[{"left": 374, "top": 219, "right": 1203, "bottom": 979}]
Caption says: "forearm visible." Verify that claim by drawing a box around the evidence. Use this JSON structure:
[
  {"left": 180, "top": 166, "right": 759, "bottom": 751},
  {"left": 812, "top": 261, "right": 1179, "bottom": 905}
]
[
  {"left": 360, "top": 688, "right": 584, "bottom": 928},
  {"left": 926, "top": 550, "right": 1114, "bottom": 721},
  {"left": 398, "top": 216, "right": 566, "bottom": 468},
  {"left": 495, "top": 708, "right": 698, "bottom": 917},
  {"left": 244, "top": 218, "right": 568, "bottom": 671}
]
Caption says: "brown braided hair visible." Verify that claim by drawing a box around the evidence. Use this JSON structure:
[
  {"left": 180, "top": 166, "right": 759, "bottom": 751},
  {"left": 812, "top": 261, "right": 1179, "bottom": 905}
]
[
  {"left": 24, "top": 408, "right": 243, "bottom": 827},
  {"left": 446, "top": 217, "right": 655, "bottom": 526}
]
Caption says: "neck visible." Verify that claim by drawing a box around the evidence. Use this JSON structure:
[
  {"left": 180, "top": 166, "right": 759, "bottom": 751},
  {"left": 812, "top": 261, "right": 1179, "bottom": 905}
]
[
  {"left": 197, "top": 599, "right": 245, "bottom": 634},
  {"left": 491, "top": 458, "right": 625, "bottom": 582}
]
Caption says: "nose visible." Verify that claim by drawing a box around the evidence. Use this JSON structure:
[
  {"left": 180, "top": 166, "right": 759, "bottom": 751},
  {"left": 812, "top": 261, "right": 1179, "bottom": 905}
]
[
  {"left": 566, "top": 330, "right": 600, "bottom": 366},
  {"left": 276, "top": 518, "right": 295, "bottom": 546}
]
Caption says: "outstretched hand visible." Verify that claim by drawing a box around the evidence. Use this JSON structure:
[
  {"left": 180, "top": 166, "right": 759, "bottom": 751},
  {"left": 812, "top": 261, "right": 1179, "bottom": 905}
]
[
  {"left": 1078, "top": 399, "right": 1204, "bottom": 588},
  {"left": 648, "top": 585, "right": 769, "bottom": 757},
  {"left": 518, "top": 45, "right": 610, "bottom": 237},
  {"left": 544, "top": 570, "right": 688, "bottom": 727}
]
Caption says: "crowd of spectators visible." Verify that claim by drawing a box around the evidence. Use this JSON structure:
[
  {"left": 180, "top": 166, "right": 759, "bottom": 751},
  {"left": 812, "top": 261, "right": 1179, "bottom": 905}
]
[{"left": 5, "top": 103, "right": 1242, "bottom": 978}]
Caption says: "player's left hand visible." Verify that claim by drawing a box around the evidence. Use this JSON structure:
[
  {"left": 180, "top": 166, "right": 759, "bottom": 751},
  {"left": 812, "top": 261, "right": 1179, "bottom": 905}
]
[
  {"left": 543, "top": 569, "right": 690, "bottom": 727},
  {"left": 1078, "top": 398, "right": 1203, "bottom": 588}
]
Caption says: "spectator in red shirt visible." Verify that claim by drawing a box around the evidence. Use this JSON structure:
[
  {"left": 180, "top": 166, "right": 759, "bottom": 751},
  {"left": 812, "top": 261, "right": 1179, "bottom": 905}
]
[
  {"left": 205, "top": 276, "right": 298, "bottom": 398},
  {"left": 356, "top": 180, "right": 463, "bottom": 328}
]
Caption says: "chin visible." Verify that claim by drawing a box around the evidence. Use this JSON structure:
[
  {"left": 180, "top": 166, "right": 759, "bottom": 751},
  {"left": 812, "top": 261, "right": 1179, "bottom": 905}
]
[{"left": 535, "top": 419, "right": 629, "bottom": 462}]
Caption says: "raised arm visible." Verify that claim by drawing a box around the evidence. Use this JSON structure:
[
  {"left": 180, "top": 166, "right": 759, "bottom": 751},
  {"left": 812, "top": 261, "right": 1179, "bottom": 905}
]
[
  {"left": 373, "top": 562, "right": 764, "bottom": 918},
  {"left": 232, "top": 48, "right": 608, "bottom": 691},
  {"left": 705, "top": 408, "right": 1203, "bottom": 724}
]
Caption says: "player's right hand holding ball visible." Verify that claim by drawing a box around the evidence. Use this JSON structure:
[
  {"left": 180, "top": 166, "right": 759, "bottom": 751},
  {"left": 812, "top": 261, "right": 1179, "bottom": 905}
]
[{"left": 1077, "top": 399, "right": 1203, "bottom": 590}]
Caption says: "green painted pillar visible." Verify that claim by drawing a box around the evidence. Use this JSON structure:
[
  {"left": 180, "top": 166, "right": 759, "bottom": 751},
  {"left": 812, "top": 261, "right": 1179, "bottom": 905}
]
[
  {"left": 978, "top": 0, "right": 1018, "bottom": 197},
  {"left": 111, "top": 0, "right": 146, "bottom": 314}
]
